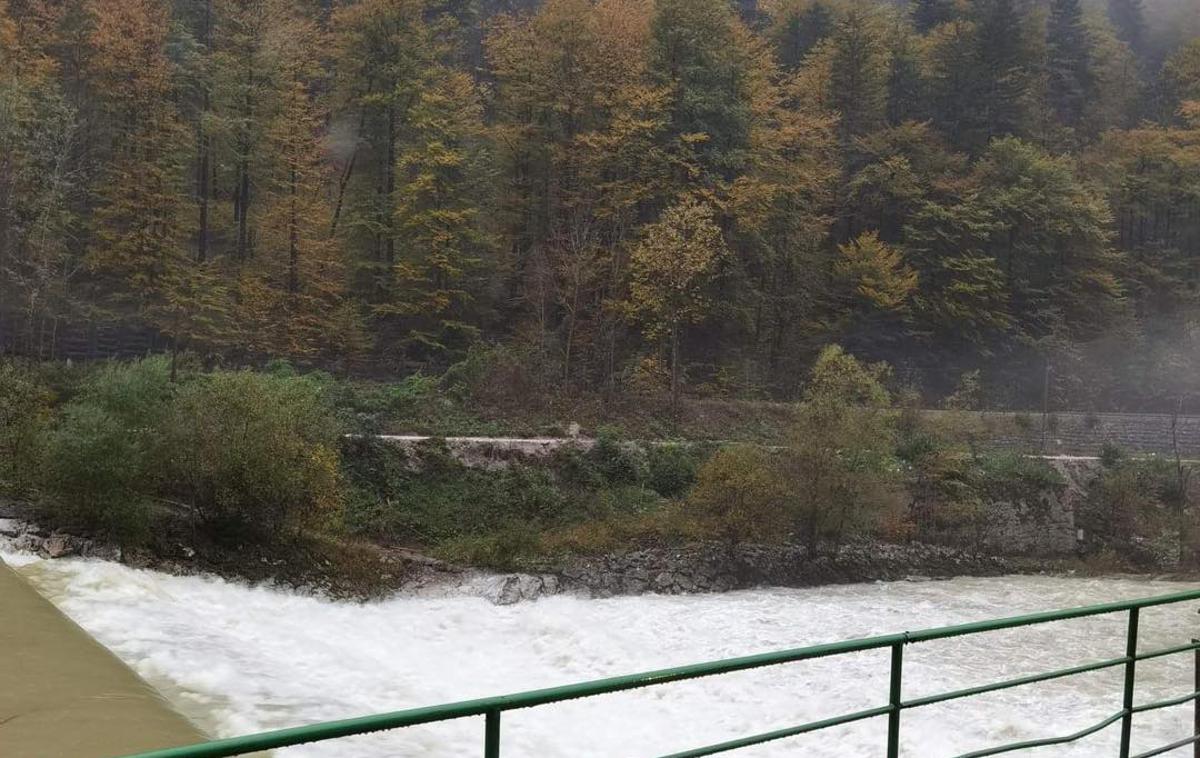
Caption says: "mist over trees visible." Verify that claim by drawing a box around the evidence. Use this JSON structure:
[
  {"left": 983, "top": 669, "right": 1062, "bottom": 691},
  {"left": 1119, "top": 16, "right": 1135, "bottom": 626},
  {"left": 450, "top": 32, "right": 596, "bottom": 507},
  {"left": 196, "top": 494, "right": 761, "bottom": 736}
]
[{"left": 3, "top": 0, "right": 1200, "bottom": 409}]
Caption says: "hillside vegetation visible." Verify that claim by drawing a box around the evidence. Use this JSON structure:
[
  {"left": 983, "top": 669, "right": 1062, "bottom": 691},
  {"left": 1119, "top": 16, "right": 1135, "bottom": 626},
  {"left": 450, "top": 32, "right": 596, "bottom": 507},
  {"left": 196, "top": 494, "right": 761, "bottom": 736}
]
[
  {"left": 3, "top": 0, "right": 1200, "bottom": 410},
  {"left": 4, "top": 352, "right": 1196, "bottom": 578}
]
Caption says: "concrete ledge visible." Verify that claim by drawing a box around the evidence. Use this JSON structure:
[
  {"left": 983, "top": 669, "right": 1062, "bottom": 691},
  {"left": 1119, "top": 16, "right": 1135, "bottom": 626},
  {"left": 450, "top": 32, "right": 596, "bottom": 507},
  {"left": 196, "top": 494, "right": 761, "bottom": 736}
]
[{"left": 0, "top": 559, "right": 206, "bottom": 758}]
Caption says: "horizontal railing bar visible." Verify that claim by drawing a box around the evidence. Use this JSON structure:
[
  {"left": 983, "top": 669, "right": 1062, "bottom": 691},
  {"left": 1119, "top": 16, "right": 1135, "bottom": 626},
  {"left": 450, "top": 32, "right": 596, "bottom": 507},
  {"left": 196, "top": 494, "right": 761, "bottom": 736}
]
[
  {"left": 1136, "top": 640, "right": 1200, "bottom": 663},
  {"left": 656, "top": 705, "right": 894, "bottom": 758},
  {"left": 1131, "top": 690, "right": 1200, "bottom": 715},
  {"left": 121, "top": 587, "right": 1200, "bottom": 758},
  {"left": 906, "top": 587, "right": 1200, "bottom": 644},
  {"left": 903, "top": 656, "right": 1130, "bottom": 709},
  {"left": 947, "top": 710, "right": 1128, "bottom": 758},
  {"left": 904, "top": 640, "right": 1200, "bottom": 711},
  {"left": 1131, "top": 734, "right": 1200, "bottom": 758}
]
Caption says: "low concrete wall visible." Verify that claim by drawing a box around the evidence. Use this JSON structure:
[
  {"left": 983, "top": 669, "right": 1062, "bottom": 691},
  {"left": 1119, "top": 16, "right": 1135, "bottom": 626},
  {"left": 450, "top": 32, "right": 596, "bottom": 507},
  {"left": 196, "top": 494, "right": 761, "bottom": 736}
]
[
  {"left": 375, "top": 434, "right": 593, "bottom": 469},
  {"left": 0, "top": 559, "right": 207, "bottom": 758},
  {"left": 380, "top": 410, "right": 1200, "bottom": 464}
]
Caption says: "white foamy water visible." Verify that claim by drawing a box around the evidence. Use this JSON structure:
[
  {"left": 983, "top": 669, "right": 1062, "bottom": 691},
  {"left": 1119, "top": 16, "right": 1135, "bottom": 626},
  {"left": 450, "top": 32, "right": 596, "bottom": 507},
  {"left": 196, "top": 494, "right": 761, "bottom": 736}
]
[{"left": 7, "top": 549, "right": 1200, "bottom": 758}]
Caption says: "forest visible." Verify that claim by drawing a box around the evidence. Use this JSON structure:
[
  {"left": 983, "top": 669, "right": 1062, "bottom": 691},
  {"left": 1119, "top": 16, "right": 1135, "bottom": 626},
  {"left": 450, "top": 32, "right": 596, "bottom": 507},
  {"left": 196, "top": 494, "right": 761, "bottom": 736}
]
[{"left": 3, "top": 0, "right": 1200, "bottom": 410}]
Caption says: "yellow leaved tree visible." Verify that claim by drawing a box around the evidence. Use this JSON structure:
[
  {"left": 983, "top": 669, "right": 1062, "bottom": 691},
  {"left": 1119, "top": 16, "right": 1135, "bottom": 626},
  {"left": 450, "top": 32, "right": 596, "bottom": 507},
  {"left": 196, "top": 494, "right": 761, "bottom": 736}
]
[{"left": 626, "top": 197, "right": 727, "bottom": 411}]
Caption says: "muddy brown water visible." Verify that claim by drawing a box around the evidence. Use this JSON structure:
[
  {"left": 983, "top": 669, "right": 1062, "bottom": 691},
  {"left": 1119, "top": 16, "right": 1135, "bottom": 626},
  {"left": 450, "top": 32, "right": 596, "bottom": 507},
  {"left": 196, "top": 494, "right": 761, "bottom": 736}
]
[{"left": 0, "top": 559, "right": 208, "bottom": 758}]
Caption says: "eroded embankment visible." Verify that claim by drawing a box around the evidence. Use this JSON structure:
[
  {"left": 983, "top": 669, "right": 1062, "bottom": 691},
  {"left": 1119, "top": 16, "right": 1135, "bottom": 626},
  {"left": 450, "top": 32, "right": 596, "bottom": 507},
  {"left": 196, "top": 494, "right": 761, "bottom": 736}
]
[{"left": 0, "top": 558, "right": 206, "bottom": 758}]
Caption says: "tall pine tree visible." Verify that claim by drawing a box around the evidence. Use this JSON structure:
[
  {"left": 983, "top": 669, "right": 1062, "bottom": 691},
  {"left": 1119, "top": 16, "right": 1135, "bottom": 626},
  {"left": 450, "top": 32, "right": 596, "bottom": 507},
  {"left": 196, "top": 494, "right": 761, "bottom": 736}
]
[
  {"left": 912, "top": 0, "right": 956, "bottom": 34},
  {"left": 1107, "top": 0, "right": 1145, "bottom": 57},
  {"left": 829, "top": 7, "right": 887, "bottom": 146},
  {"left": 925, "top": 17, "right": 979, "bottom": 150},
  {"left": 887, "top": 25, "right": 925, "bottom": 126},
  {"left": 650, "top": 0, "right": 752, "bottom": 182},
  {"left": 970, "top": 0, "right": 1031, "bottom": 150},
  {"left": 1046, "top": 0, "right": 1093, "bottom": 130},
  {"left": 772, "top": 0, "right": 834, "bottom": 71}
]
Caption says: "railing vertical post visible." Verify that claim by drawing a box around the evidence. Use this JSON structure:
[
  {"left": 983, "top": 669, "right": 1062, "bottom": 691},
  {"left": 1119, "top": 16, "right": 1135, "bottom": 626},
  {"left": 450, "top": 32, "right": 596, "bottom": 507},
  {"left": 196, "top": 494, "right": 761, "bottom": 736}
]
[
  {"left": 887, "top": 642, "right": 903, "bottom": 758},
  {"left": 485, "top": 709, "right": 501, "bottom": 758},
  {"left": 1193, "top": 639, "right": 1199, "bottom": 758},
  {"left": 1119, "top": 608, "right": 1140, "bottom": 758}
]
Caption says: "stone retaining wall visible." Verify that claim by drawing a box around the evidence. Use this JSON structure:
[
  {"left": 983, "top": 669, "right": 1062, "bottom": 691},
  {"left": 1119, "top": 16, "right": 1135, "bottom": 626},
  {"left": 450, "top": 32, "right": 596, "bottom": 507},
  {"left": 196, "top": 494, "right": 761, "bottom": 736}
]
[{"left": 935, "top": 411, "right": 1200, "bottom": 458}]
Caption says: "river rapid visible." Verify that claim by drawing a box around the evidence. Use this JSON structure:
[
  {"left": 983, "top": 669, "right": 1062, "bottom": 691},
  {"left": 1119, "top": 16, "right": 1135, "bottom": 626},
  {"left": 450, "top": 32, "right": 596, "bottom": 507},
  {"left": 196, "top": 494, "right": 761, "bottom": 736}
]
[{"left": 6, "top": 547, "right": 1200, "bottom": 758}]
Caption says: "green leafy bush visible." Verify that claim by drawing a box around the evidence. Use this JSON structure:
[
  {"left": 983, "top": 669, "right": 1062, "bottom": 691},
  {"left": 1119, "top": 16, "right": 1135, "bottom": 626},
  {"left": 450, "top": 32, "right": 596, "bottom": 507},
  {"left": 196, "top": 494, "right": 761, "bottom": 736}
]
[
  {"left": 78, "top": 357, "right": 175, "bottom": 430},
  {"left": 644, "top": 443, "right": 699, "bottom": 497},
  {"left": 160, "top": 371, "right": 343, "bottom": 537},
  {"left": 41, "top": 403, "right": 154, "bottom": 543},
  {"left": 682, "top": 445, "right": 788, "bottom": 545},
  {"left": 343, "top": 436, "right": 568, "bottom": 543},
  {"left": 436, "top": 523, "right": 543, "bottom": 570},
  {"left": 1100, "top": 442, "right": 1125, "bottom": 468},
  {"left": 440, "top": 343, "right": 544, "bottom": 407},
  {"left": 975, "top": 453, "right": 1064, "bottom": 503},
  {"left": 0, "top": 363, "right": 51, "bottom": 494},
  {"left": 264, "top": 358, "right": 298, "bottom": 377},
  {"left": 36, "top": 359, "right": 174, "bottom": 543},
  {"left": 589, "top": 428, "right": 647, "bottom": 485},
  {"left": 386, "top": 374, "right": 439, "bottom": 415},
  {"left": 551, "top": 445, "right": 605, "bottom": 490}
]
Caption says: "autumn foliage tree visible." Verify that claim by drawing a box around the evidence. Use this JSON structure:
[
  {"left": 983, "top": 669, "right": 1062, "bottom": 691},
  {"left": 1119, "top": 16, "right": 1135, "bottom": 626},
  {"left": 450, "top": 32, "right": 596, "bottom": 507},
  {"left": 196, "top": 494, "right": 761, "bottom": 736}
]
[
  {"left": 84, "top": 0, "right": 199, "bottom": 355},
  {"left": 626, "top": 197, "right": 727, "bottom": 410},
  {"left": 4, "top": 0, "right": 1200, "bottom": 409}
]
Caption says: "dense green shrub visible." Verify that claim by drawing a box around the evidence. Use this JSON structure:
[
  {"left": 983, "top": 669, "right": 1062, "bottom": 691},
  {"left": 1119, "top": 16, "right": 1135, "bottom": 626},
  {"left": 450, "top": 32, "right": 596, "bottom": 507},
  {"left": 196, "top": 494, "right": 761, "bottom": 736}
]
[
  {"left": 895, "top": 415, "right": 985, "bottom": 545},
  {"left": 386, "top": 374, "right": 440, "bottom": 415},
  {"left": 782, "top": 346, "right": 901, "bottom": 548},
  {"left": 341, "top": 429, "right": 694, "bottom": 554},
  {"left": 0, "top": 363, "right": 51, "bottom": 494},
  {"left": 41, "top": 403, "right": 154, "bottom": 543},
  {"left": 551, "top": 445, "right": 606, "bottom": 490},
  {"left": 160, "top": 371, "right": 343, "bottom": 536},
  {"left": 682, "top": 445, "right": 788, "bottom": 545},
  {"left": 589, "top": 428, "right": 647, "bottom": 485},
  {"left": 441, "top": 343, "right": 544, "bottom": 407},
  {"left": 644, "top": 443, "right": 699, "bottom": 497},
  {"left": 77, "top": 357, "right": 175, "bottom": 429},
  {"left": 36, "top": 359, "right": 174, "bottom": 542},
  {"left": 1079, "top": 457, "right": 1187, "bottom": 566},
  {"left": 436, "top": 523, "right": 544, "bottom": 569},
  {"left": 343, "top": 436, "right": 569, "bottom": 543},
  {"left": 975, "top": 453, "right": 1065, "bottom": 503},
  {"left": 264, "top": 358, "right": 299, "bottom": 377},
  {"left": 1100, "top": 442, "right": 1125, "bottom": 468}
]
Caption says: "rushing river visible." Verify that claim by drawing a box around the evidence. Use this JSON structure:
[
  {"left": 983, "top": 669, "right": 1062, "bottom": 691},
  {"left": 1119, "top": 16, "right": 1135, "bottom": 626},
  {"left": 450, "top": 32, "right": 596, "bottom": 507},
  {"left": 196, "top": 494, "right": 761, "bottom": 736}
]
[{"left": 6, "top": 548, "right": 1200, "bottom": 758}]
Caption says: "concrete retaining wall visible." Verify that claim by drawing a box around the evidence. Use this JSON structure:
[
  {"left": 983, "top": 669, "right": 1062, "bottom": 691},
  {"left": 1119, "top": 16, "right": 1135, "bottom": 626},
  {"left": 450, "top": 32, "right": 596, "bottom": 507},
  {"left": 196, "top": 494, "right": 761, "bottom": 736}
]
[
  {"left": 932, "top": 411, "right": 1200, "bottom": 458},
  {"left": 0, "top": 559, "right": 207, "bottom": 758}
]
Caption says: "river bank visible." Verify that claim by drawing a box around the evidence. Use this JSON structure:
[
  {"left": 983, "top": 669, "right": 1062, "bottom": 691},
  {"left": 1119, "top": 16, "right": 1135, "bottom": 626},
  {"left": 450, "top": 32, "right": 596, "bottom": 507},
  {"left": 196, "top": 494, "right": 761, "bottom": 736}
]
[{"left": 0, "top": 501, "right": 1132, "bottom": 605}]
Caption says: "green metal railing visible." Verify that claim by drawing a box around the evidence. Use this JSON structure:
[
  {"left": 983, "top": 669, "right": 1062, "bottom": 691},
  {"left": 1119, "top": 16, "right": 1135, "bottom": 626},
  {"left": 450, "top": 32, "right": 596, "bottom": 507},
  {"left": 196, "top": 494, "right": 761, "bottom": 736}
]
[{"left": 122, "top": 587, "right": 1200, "bottom": 758}]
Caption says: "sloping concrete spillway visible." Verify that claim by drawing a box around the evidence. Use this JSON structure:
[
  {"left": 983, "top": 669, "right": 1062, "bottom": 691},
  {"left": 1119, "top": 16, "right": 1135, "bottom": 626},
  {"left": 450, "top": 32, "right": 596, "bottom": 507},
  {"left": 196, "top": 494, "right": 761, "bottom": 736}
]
[{"left": 0, "top": 559, "right": 207, "bottom": 758}]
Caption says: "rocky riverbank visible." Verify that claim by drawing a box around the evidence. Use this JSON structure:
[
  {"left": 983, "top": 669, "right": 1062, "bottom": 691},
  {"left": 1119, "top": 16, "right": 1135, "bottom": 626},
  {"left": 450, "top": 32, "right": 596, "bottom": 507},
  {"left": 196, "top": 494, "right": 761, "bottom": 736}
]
[
  {"left": 549, "top": 542, "right": 1016, "bottom": 598},
  {"left": 1, "top": 502, "right": 1070, "bottom": 606},
  {"left": 0, "top": 503, "right": 463, "bottom": 600}
]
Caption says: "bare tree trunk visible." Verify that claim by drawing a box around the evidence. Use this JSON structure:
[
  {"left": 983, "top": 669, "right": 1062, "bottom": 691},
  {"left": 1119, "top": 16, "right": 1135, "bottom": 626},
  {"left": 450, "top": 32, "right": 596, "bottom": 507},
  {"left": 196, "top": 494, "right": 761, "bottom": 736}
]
[
  {"left": 330, "top": 110, "right": 366, "bottom": 235},
  {"left": 670, "top": 321, "right": 680, "bottom": 416},
  {"left": 1040, "top": 359, "right": 1051, "bottom": 453},
  {"left": 288, "top": 168, "right": 299, "bottom": 294},
  {"left": 236, "top": 157, "right": 250, "bottom": 259},
  {"left": 385, "top": 105, "right": 396, "bottom": 267},
  {"left": 196, "top": 0, "right": 212, "bottom": 262}
]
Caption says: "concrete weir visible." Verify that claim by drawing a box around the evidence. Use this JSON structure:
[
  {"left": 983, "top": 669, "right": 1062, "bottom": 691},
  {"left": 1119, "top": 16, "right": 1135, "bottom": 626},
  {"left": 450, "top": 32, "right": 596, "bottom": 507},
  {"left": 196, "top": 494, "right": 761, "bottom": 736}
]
[{"left": 0, "top": 559, "right": 206, "bottom": 758}]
